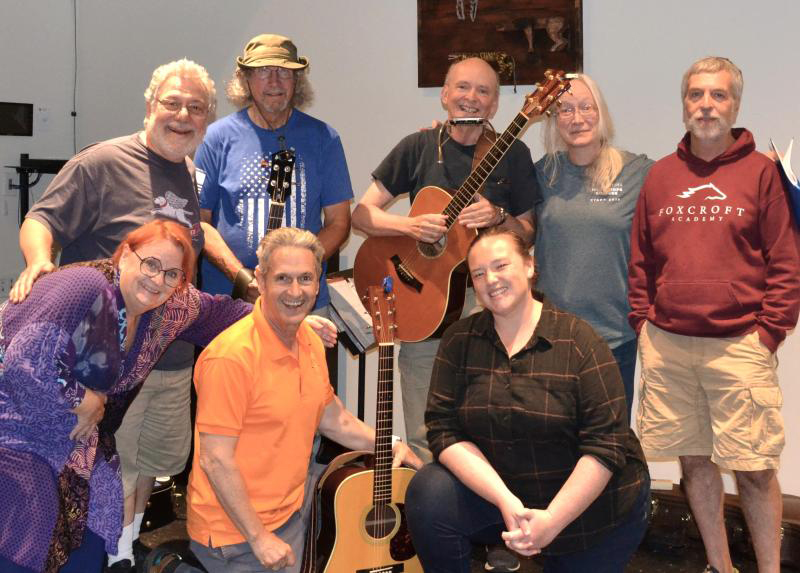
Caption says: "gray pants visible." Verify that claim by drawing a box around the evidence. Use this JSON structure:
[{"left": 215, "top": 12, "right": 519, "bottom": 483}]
[
  {"left": 190, "top": 461, "right": 326, "bottom": 573},
  {"left": 398, "top": 288, "right": 480, "bottom": 464}
]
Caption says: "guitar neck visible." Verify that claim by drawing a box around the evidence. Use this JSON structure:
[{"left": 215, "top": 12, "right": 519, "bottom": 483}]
[
  {"left": 373, "top": 342, "right": 395, "bottom": 506},
  {"left": 267, "top": 200, "right": 285, "bottom": 231},
  {"left": 443, "top": 111, "right": 530, "bottom": 228}
]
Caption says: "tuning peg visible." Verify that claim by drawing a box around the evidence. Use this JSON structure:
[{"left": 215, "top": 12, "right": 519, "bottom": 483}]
[{"left": 545, "top": 110, "right": 552, "bottom": 117}]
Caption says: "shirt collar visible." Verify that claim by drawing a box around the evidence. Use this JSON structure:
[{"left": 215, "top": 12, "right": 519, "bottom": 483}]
[
  {"left": 251, "top": 296, "right": 312, "bottom": 361},
  {"left": 471, "top": 292, "right": 557, "bottom": 353}
]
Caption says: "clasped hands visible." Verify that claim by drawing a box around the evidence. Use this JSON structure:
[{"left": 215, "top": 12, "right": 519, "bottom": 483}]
[{"left": 499, "top": 498, "right": 561, "bottom": 557}]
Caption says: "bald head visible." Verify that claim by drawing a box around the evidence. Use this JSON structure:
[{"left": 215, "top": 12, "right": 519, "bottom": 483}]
[
  {"left": 441, "top": 57, "right": 500, "bottom": 121},
  {"left": 444, "top": 57, "right": 500, "bottom": 96}
]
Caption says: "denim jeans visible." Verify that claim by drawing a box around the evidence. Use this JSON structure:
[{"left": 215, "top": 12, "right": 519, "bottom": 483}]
[
  {"left": 405, "top": 463, "right": 650, "bottom": 573},
  {"left": 611, "top": 337, "right": 638, "bottom": 423}
]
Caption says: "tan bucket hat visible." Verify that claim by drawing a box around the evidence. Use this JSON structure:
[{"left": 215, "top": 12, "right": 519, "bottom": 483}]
[{"left": 236, "top": 34, "right": 309, "bottom": 69}]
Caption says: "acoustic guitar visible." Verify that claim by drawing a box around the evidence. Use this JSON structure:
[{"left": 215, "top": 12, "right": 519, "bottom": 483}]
[
  {"left": 354, "top": 70, "right": 570, "bottom": 342},
  {"left": 315, "top": 280, "right": 422, "bottom": 573}
]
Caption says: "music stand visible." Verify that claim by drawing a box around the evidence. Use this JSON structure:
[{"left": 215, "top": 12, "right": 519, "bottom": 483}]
[
  {"left": 6, "top": 154, "right": 67, "bottom": 226},
  {"left": 327, "top": 268, "right": 375, "bottom": 421}
]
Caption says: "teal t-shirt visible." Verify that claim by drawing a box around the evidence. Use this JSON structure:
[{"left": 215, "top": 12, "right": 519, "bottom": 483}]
[{"left": 534, "top": 150, "right": 653, "bottom": 348}]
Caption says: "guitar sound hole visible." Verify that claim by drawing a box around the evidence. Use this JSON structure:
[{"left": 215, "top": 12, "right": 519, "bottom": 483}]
[
  {"left": 417, "top": 235, "right": 446, "bottom": 259},
  {"left": 364, "top": 503, "right": 398, "bottom": 539}
]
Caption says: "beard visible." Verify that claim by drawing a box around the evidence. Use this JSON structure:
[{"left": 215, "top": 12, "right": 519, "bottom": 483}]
[
  {"left": 685, "top": 113, "right": 732, "bottom": 143},
  {"left": 149, "top": 123, "right": 203, "bottom": 161}
]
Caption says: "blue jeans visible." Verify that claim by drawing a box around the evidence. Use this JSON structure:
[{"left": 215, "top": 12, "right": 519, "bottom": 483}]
[
  {"left": 612, "top": 338, "right": 638, "bottom": 423},
  {"left": 405, "top": 463, "right": 650, "bottom": 573}
]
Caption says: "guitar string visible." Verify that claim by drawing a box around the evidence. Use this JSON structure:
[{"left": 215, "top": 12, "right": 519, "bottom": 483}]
[
  {"left": 373, "top": 343, "right": 393, "bottom": 562},
  {"left": 397, "top": 112, "right": 530, "bottom": 278},
  {"left": 378, "top": 344, "right": 393, "bottom": 545},
  {"left": 264, "top": 153, "right": 294, "bottom": 231}
]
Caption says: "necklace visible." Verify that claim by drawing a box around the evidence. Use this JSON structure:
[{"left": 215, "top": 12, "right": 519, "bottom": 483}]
[{"left": 250, "top": 103, "right": 292, "bottom": 150}]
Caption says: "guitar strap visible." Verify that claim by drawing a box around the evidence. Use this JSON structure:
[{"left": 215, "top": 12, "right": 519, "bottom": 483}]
[{"left": 299, "top": 450, "right": 372, "bottom": 573}]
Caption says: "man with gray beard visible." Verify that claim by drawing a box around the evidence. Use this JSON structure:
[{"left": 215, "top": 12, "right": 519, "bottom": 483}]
[{"left": 628, "top": 56, "right": 800, "bottom": 573}]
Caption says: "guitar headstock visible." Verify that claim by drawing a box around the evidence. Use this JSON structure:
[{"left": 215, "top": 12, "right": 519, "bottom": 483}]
[
  {"left": 263, "top": 149, "right": 295, "bottom": 203},
  {"left": 521, "top": 69, "right": 571, "bottom": 120},
  {"left": 365, "top": 279, "right": 396, "bottom": 345}
]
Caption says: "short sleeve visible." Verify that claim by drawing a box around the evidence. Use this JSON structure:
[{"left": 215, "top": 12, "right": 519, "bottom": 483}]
[
  {"left": 320, "top": 129, "right": 354, "bottom": 206},
  {"left": 194, "top": 355, "right": 251, "bottom": 437},
  {"left": 26, "top": 152, "right": 99, "bottom": 249}
]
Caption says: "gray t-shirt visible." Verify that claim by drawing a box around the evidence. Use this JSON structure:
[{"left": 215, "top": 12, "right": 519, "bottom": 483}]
[
  {"left": 27, "top": 133, "right": 204, "bottom": 370},
  {"left": 373, "top": 129, "right": 539, "bottom": 217},
  {"left": 534, "top": 150, "right": 653, "bottom": 348}
]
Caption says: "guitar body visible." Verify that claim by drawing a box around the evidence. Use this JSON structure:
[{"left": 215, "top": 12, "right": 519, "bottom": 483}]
[
  {"left": 354, "top": 185, "right": 475, "bottom": 342},
  {"left": 317, "top": 464, "right": 422, "bottom": 573}
]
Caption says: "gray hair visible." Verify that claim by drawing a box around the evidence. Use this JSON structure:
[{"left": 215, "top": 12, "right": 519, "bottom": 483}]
[
  {"left": 256, "top": 227, "right": 324, "bottom": 277},
  {"left": 225, "top": 66, "right": 314, "bottom": 110},
  {"left": 143, "top": 58, "right": 217, "bottom": 126},
  {"left": 681, "top": 56, "right": 743, "bottom": 104}
]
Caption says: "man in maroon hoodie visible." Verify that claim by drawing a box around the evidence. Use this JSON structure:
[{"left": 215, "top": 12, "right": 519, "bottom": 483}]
[{"left": 628, "top": 57, "right": 800, "bottom": 573}]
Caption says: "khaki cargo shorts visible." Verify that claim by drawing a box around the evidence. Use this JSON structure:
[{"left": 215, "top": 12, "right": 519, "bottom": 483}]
[{"left": 637, "top": 322, "right": 783, "bottom": 471}]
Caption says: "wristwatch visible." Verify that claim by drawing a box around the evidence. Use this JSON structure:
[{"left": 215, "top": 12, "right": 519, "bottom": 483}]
[{"left": 495, "top": 205, "right": 507, "bottom": 224}]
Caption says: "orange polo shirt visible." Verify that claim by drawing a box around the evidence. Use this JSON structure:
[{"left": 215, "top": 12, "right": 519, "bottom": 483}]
[{"left": 186, "top": 298, "right": 333, "bottom": 547}]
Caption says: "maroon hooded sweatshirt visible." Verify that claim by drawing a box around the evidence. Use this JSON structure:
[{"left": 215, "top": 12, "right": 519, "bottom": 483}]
[{"left": 628, "top": 128, "right": 800, "bottom": 353}]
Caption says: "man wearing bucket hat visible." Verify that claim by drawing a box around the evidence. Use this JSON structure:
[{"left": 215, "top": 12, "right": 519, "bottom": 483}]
[{"left": 195, "top": 34, "right": 353, "bottom": 310}]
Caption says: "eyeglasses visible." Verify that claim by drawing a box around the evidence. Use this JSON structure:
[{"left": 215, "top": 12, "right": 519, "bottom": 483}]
[
  {"left": 557, "top": 102, "right": 598, "bottom": 120},
  {"left": 132, "top": 250, "right": 185, "bottom": 287},
  {"left": 157, "top": 98, "right": 209, "bottom": 117},
  {"left": 251, "top": 66, "right": 294, "bottom": 80}
]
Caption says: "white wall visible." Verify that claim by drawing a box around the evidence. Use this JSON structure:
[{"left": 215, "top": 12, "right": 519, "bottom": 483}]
[
  {"left": 0, "top": 1, "right": 79, "bottom": 282},
  {"left": 2, "top": 0, "right": 799, "bottom": 493}
]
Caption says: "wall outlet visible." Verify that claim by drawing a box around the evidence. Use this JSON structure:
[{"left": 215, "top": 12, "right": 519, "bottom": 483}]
[{"left": 0, "top": 277, "right": 15, "bottom": 300}]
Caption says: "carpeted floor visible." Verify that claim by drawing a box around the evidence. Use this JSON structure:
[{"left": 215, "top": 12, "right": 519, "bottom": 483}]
[{"left": 133, "top": 483, "right": 770, "bottom": 573}]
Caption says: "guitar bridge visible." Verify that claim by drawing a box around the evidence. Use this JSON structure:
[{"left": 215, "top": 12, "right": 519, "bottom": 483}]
[{"left": 390, "top": 255, "right": 423, "bottom": 293}]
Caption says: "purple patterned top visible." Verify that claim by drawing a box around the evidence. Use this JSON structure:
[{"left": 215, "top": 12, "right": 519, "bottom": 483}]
[{"left": 0, "top": 261, "right": 251, "bottom": 572}]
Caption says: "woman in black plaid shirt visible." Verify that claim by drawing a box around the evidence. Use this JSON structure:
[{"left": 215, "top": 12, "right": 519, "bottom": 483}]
[{"left": 405, "top": 228, "right": 650, "bottom": 573}]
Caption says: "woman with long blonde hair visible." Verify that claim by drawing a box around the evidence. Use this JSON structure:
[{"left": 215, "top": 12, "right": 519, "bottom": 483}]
[{"left": 535, "top": 74, "right": 653, "bottom": 418}]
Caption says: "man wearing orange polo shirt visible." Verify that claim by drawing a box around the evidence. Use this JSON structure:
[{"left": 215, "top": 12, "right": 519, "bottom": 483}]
[{"left": 182, "top": 227, "right": 420, "bottom": 573}]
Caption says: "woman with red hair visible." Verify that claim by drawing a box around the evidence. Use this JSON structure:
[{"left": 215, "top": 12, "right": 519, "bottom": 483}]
[{"left": 0, "top": 220, "right": 254, "bottom": 573}]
